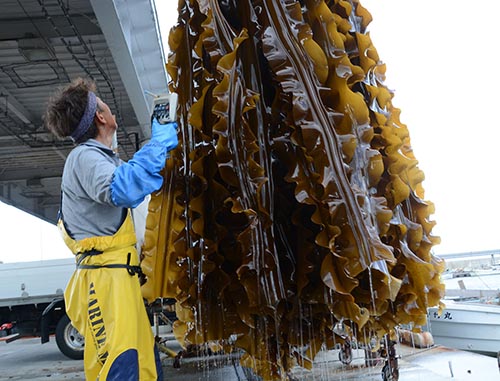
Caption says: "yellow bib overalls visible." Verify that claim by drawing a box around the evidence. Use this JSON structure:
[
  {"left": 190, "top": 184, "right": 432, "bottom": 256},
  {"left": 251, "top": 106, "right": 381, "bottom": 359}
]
[{"left": 58, "top": 211, "right": 162, "bottom": 381}]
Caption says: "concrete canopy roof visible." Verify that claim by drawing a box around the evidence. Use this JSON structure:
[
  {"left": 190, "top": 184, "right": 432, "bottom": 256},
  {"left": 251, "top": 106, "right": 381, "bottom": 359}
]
[{"left": 0, "top": 0, "right": 168, "bottom": 223}]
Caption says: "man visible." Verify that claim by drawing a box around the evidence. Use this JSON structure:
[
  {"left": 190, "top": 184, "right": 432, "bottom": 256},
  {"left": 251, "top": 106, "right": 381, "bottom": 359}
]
[{"left": 44, "top": 78, "right": 177, "bottom": 380}]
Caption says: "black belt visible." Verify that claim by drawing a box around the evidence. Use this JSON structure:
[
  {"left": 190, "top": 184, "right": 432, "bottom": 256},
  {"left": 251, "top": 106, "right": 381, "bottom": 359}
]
[{"left": 76, "top": 250, "right": 142, "bottom": 277}]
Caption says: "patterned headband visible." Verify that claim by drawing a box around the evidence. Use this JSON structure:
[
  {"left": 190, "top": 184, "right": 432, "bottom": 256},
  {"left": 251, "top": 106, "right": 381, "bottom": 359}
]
[{"left": 70, "top": 91, "right": 97, "bottom": 143}]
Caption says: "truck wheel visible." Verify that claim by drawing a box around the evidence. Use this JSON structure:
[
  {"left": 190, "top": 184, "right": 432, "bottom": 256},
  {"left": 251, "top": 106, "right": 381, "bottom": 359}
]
[{"left": 55, "top": 314, "right": 84, "bottom": 360}]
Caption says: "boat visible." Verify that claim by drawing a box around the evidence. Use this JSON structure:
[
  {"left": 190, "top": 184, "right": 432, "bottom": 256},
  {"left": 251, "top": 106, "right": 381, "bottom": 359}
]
[{"left": 428, "top": 300, "right": 500, "bottom": 355}]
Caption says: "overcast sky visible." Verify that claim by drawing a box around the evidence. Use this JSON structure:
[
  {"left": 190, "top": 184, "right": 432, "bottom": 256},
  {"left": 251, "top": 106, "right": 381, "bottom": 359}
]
[
  {"left": 1, "top": 0, "right": 498, "bottom": 263},
  {"left": 361, "top": 0, "right": 500, "bottom": 255}
]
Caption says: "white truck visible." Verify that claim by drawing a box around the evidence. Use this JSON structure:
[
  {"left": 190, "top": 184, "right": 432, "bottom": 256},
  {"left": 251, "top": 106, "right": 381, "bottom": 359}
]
[{"left": 0, "top": 258, "right": 84, "bottom": 359}]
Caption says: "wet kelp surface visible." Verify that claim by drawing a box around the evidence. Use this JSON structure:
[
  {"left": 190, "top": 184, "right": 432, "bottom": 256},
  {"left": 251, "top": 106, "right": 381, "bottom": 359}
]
[{"left": 141, "top": 0, "right": 445, "bottom": 378}]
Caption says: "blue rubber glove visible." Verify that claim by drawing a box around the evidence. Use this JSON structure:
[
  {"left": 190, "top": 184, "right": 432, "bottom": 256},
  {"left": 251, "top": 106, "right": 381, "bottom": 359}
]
[
  {"left": 152, "top": 119, "right": 178, "bottom": 152},
  {"left": 110, "top": 120, "right": 179, "bottom": 208}
]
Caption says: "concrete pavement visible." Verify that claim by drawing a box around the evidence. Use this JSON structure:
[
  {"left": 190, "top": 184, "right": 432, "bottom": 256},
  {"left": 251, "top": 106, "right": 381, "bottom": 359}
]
[{"left": 0, "top": 336, "right": 498, "bottom": 380}]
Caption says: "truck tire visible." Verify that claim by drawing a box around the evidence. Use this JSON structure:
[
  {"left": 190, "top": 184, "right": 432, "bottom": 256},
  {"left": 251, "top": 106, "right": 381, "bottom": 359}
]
[{"left": 55, "top": 314, "right": 84, "bottom": 360}]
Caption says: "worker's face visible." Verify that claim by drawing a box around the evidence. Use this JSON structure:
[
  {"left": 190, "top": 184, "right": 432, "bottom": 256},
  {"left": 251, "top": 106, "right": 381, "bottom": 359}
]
[{"left": 96, "top": 97, "right": 117, "bottom": 131}]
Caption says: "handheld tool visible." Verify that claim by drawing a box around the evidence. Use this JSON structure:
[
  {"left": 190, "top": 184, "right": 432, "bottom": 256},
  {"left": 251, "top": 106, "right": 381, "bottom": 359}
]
[{"left": 150, "top": 93, "right": 178, "bottom": 124}]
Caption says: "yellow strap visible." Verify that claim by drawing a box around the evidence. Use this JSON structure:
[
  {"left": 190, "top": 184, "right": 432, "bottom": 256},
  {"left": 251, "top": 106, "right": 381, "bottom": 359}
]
[{"left": 58, "top": 210, "right": 137, "bottom": 255}]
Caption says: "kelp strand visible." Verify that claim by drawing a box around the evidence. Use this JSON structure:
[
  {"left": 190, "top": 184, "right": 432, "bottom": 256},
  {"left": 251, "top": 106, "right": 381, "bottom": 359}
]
[{"left": 141, "top": 0, "right": 445, "bottom": 379}]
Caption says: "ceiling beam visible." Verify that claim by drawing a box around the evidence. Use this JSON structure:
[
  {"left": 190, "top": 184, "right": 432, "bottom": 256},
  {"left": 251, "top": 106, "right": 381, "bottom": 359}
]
[
  {"left": 89, "top": 0, "right": 168, "bottom": 138},
  {"left": 0, "top": 15, "right": 101, "bottom": 40},
  {"left": 0, "top": 168, "right": 62, "bottom": 182},
  {"left": 0, "top": 85, "right": 34, "bottom": 125}
]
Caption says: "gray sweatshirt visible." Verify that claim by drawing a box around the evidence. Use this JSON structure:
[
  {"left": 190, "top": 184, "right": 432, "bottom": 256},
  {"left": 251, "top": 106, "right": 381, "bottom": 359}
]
[{"left": 60, "top": 139, "right": 125, "bottom": 241}]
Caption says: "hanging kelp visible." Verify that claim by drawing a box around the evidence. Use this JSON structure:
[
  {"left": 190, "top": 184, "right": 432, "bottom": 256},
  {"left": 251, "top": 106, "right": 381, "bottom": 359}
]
[{"left": 141, "top": 0, "right": 445, "bottom": 379}]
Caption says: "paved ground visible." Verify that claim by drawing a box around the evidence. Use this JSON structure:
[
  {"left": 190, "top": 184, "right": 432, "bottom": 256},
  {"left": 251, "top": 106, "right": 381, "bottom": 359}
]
[
  {"left": 0, "top": 336, "right": 498, "bottom": 380},
  {"left": 0, "top": 336, "right": 85, "bottom": 380}
]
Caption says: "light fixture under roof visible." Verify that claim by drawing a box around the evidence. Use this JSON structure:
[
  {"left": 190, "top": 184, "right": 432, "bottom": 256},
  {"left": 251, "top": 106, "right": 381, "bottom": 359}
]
[
  {"left": 26, "top": 178, "right": 43, "bottom": 188},
  {"left": 17, "top": 37, "right": 55, "bottom": 62}
]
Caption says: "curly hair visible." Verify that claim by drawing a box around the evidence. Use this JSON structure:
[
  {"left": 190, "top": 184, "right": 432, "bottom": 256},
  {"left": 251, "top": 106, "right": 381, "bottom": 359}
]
[{"left": 44, "top": 78, "right": 101, "bottom": 143}]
